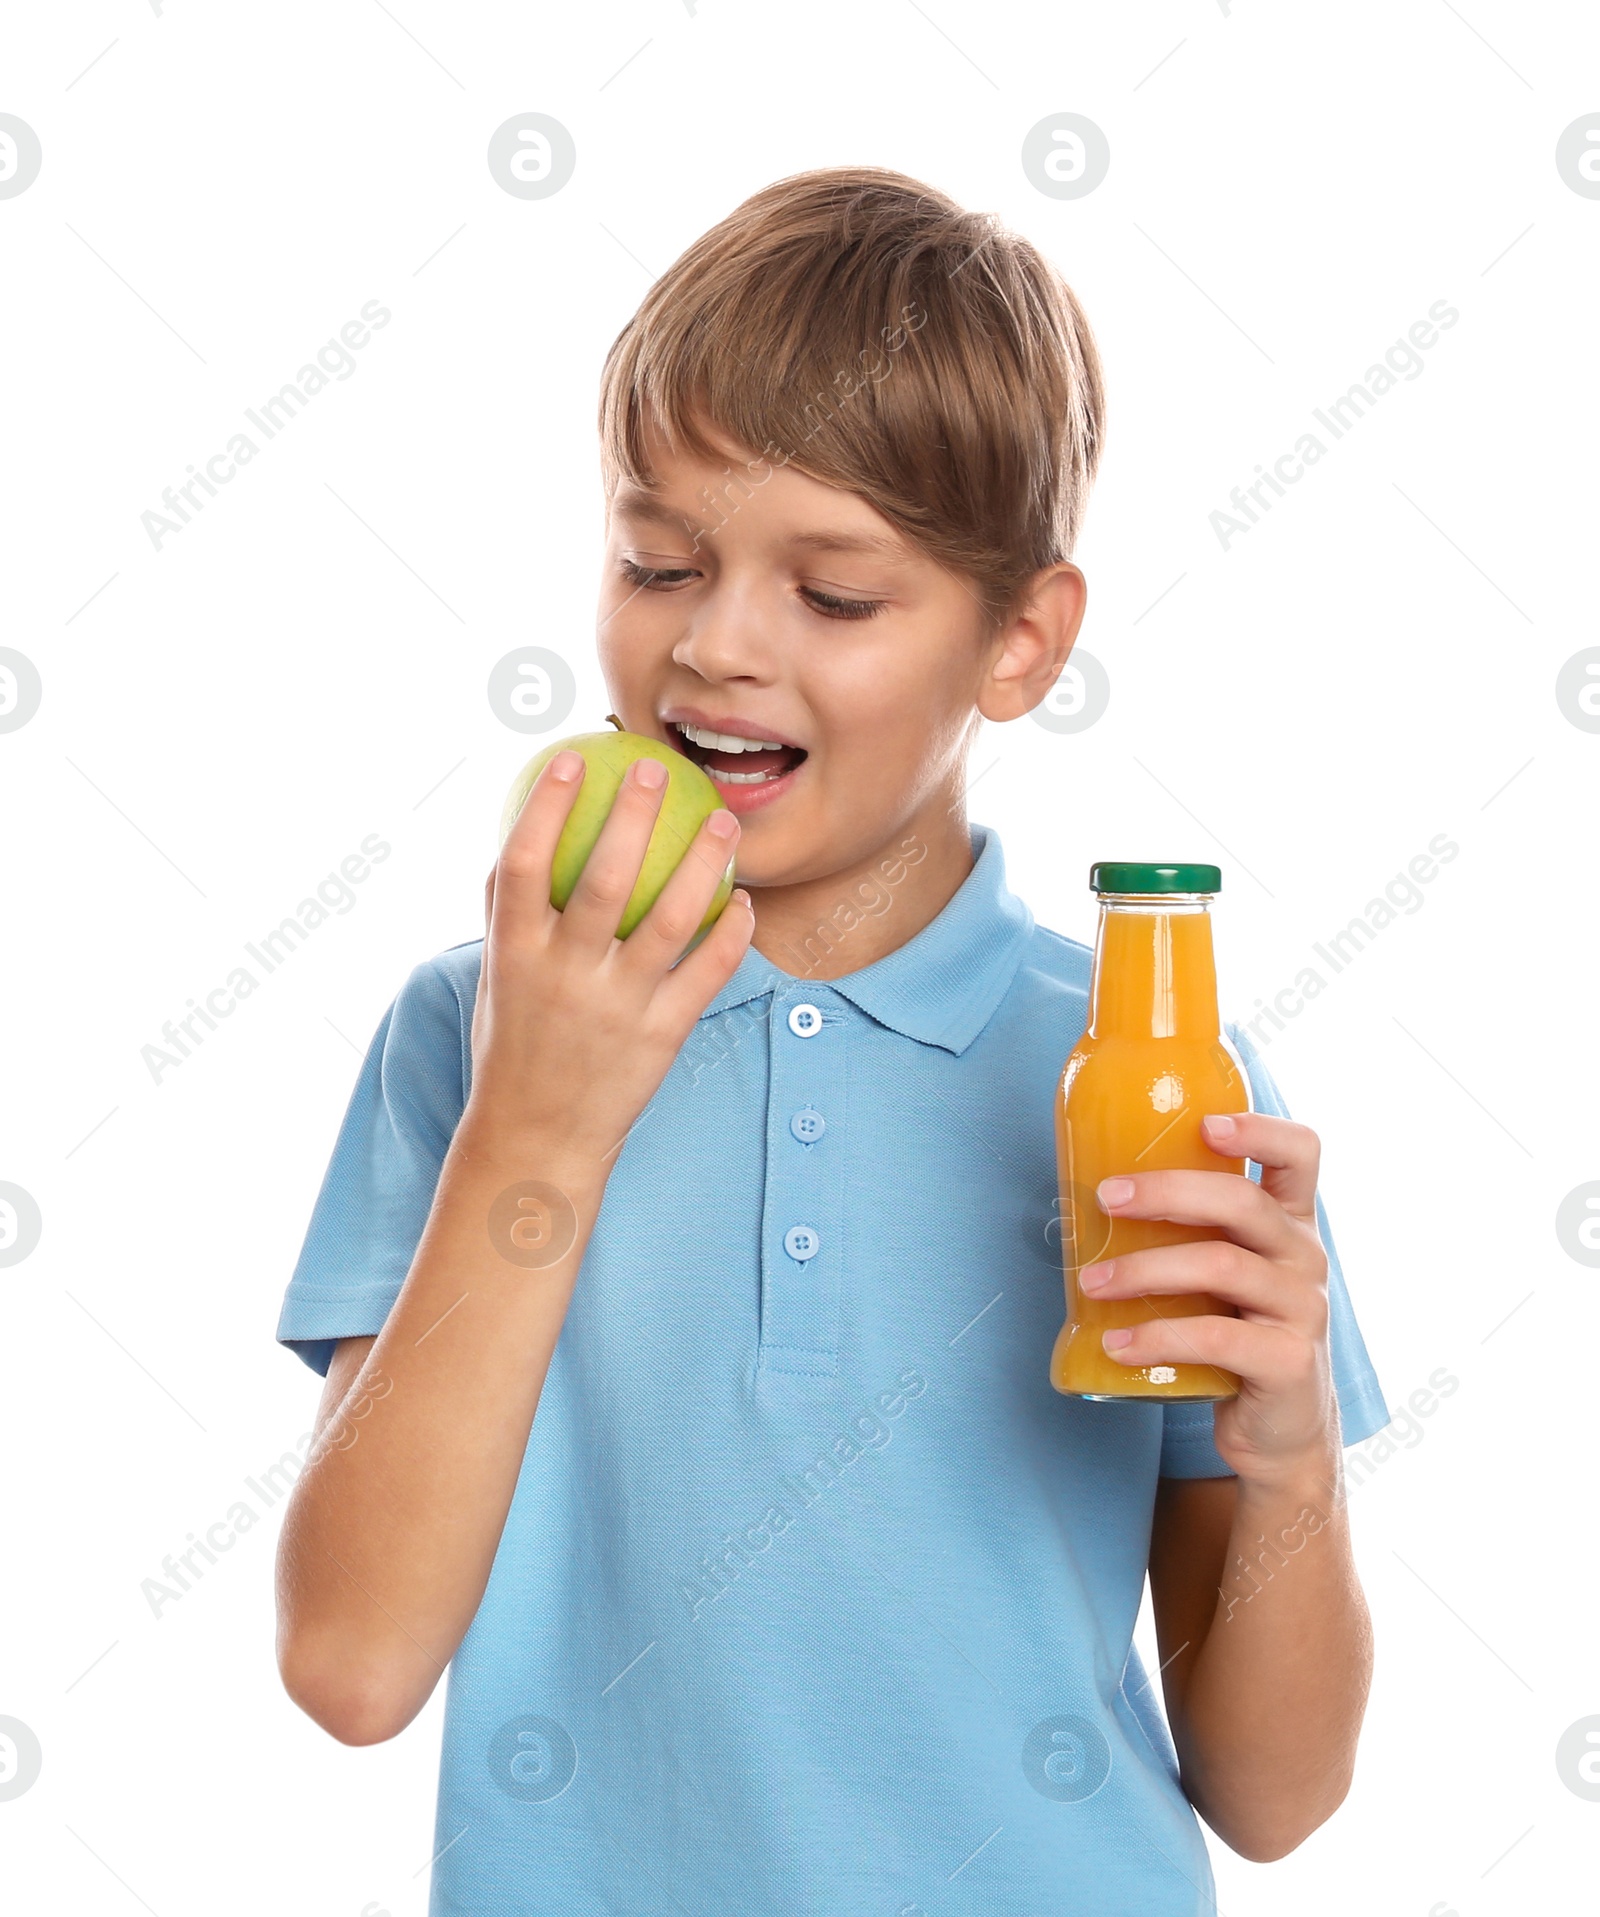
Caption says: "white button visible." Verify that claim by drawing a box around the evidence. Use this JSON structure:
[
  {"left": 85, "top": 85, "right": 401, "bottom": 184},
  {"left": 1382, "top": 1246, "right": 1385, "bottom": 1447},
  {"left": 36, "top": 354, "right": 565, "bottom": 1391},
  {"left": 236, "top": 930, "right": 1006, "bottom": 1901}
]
[
  {"left": 783, "top": 1225, "right": 820, "bottom": 1262},
  {"left": 790, "top": 1107, "right": 826, "bottom": 1144},
  {"left": 787, "top": 1003, "right": 823, "bottom": 1038}
]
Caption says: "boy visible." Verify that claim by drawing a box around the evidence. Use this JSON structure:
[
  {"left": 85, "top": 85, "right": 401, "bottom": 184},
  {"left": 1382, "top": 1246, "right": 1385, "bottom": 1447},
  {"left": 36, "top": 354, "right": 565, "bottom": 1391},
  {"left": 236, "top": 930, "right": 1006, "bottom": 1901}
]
[{"left": 275, "top": 166, "right": 1389, "bottom": 1915}]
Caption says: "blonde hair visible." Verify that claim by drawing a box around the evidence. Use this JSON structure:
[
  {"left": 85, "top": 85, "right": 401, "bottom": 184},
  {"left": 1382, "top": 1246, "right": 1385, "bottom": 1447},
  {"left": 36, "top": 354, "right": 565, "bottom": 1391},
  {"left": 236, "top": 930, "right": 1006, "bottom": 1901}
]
[{"left": 598, "top": 165, "right": 1105, "bottom": 629}]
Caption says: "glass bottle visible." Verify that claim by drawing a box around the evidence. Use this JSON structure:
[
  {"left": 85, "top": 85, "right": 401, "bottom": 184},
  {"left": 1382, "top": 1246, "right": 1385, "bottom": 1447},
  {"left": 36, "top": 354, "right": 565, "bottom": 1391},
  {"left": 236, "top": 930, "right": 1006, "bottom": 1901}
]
[{"left": 1049, "top": 862, "right": 1251, "bottom": 1402}]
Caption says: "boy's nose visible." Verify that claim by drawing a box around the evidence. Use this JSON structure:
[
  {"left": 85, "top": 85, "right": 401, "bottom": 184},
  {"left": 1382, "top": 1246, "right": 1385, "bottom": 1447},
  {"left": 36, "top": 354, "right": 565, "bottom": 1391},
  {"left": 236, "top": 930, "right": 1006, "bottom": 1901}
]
[{"left": 671, "top": 592, "right": 775, "bottom": 683}]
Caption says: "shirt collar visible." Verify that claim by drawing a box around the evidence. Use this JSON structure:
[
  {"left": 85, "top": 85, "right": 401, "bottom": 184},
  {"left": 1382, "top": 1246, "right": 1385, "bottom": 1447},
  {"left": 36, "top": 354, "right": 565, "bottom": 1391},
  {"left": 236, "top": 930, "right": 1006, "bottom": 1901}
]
[{"left": 699, "top": 821, "right": 1035, "bottom": 1056}]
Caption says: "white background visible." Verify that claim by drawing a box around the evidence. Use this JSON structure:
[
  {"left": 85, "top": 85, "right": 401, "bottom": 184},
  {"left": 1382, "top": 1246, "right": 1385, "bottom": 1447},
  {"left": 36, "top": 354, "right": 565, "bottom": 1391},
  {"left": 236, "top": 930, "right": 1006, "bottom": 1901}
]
[{"left": 2, "top": 2, "right": 1596, "bottom": 1912}]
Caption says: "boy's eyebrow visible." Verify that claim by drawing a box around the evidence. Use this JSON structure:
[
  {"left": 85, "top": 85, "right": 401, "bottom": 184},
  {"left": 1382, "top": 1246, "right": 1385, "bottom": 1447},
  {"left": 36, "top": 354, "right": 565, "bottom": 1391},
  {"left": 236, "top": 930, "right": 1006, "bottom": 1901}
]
[
  {"left": 612, "top": 491, "right": 912, "bottom": 563},
  {"left": 611, "top": 492, "right": 705, "bottom": 534},
  {"left": 786, "top": 529, "right": 912, "bottom": 564}
]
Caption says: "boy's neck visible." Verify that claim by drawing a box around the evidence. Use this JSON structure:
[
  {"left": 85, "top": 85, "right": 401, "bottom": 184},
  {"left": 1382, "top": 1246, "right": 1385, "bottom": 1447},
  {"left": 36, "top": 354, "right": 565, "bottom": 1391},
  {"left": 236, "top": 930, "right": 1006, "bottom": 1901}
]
[{"left": 748, "top": 783, "right": 977, "bottom": 983}]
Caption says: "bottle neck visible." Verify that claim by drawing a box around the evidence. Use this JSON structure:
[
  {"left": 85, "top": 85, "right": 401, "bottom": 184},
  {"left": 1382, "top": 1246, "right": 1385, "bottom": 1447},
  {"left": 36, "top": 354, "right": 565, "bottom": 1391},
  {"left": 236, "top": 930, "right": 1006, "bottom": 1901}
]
[{"left": 1087, "top": 896, "right": 1221, "bottom": 1040}]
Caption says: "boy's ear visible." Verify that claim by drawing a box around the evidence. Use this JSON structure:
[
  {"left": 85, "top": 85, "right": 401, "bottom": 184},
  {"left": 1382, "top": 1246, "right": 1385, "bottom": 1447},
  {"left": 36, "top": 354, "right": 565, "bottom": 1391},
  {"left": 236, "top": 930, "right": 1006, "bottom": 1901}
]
[{"left": 977, "top": 563, "right": 1088, "bottom": 724}]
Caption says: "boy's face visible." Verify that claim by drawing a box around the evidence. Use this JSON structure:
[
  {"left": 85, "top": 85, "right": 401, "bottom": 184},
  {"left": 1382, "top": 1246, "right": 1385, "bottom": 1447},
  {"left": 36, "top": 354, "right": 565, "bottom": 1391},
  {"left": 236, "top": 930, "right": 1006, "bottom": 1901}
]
[{"left": 598, "top": 409, "right": 1079, "bottom": 891}]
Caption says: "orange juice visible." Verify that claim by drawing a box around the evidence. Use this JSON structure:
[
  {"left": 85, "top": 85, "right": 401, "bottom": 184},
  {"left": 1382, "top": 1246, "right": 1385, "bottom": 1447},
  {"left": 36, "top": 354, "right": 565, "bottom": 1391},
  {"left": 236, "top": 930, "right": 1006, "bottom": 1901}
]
[{"left": 1050, "top": 863, "right": 1251, "bottom": 1401}]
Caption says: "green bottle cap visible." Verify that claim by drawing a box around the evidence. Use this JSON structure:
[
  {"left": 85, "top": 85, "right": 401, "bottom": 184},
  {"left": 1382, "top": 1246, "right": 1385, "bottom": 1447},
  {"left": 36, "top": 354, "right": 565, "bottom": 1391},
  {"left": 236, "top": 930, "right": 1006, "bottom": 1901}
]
[{"left": 1090, "top": 861, "right": 1222, "bottom": 895}]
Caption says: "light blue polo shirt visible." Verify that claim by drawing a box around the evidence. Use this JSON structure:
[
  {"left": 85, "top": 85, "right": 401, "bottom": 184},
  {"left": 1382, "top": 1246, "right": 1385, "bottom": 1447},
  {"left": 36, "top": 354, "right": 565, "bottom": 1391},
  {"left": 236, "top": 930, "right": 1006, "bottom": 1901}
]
[{"left": 278, "top": 820, "right": 1388, "bottom": 1917}]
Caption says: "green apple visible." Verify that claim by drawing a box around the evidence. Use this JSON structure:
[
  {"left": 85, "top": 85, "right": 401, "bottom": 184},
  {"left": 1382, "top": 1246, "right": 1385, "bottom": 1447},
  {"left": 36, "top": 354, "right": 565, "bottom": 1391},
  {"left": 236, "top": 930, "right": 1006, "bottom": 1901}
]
[{"left": 499, "top": 729, "right": 736, "bottom": 941}]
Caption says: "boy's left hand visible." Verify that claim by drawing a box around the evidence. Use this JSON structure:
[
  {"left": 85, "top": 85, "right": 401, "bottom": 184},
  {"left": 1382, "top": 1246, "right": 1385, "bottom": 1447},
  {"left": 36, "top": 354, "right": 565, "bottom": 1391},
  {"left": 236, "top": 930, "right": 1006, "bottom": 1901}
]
[{"left": 1077, "top": 1111, "right": 1337, "bottom": 1486}]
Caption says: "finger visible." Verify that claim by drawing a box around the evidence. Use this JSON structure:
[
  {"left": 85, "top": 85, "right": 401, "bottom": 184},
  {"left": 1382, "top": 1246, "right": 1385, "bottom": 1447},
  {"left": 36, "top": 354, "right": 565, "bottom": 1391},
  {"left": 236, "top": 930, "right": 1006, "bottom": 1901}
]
[
  {"left": 475, "top": 866, "right": 494, "bottom": 954},
  {"left": 473, "top": 866, "right": 496, "bottom": 1030},
  {"left": 1078, "top": 1237, "right": 1318, "bottom": 1327},
  {"left": 1095, "top": 1166, "right": 1294, "bottom": 1261},
  {"left": 492, "top": 749, "right": 586, "bottom": 947},
  {"left": 1101, "top": 1312, "right": 1316, "bottom": 1394},
  {"left": 1200, "top": 1110, "right": 1321, "bottom": 1222},
  {"left": 618, "top": 807, "right": 742, "bottom": 973},
  {"left": 482, "top": 863, "right": 497, "bottom": 942},
  {"left": 656, "top": 884, "right": 756, "bottom": 1019},
  {"left": 559, "top": 755, "right": 669, "bottom": 947}
]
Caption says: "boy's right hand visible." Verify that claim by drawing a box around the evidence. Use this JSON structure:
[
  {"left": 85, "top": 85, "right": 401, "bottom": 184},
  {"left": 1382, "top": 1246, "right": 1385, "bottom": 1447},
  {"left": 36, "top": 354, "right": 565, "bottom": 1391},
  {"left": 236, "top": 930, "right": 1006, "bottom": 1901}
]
[
  {"left": 281, "top": 745, "right": 751, "bottom": 1741},
  {"left": 462, "top": 749, "right": 754, "bottom": 1167}
]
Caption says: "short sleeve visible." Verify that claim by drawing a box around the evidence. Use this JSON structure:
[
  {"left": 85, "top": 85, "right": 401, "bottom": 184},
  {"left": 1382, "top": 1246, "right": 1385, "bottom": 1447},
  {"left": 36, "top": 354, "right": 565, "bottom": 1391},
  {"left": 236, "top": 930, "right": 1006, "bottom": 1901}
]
[
  {"left": 275, "top": 949, "right": 474, "bottom": 1376},
  {"left": 1158, "top": 1021, "right": 1391, "bottom": 1478}
]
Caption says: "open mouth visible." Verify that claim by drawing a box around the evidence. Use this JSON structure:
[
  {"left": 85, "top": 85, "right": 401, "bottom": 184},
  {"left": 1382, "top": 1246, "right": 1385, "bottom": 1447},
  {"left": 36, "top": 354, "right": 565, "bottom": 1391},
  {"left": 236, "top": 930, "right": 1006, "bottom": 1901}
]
[{"left": 669, "top": 720, "right": 808, "bottom": 789}]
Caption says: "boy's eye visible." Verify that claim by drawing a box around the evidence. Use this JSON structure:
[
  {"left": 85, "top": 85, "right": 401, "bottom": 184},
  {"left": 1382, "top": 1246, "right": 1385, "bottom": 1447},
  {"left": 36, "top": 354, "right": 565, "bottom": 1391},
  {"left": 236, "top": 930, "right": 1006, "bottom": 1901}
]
[
  {"left": 800, "top": 585, "right": 887, "bottom": 621},
  {"left": 617, "top": 556, "right": 886, "bottom": 620},
  {"left": 619, "top": 557, "right": 696, "bottom": 590}
]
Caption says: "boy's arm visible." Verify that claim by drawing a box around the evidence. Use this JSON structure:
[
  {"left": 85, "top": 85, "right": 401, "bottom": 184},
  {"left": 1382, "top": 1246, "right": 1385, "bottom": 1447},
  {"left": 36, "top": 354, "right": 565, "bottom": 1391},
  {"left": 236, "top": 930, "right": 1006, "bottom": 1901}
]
[
  {"left": 274, "top": 749, "right": 752, "bottom": 1746},
  {"left": 310, "top": 1335, "right": 374, "bottom": 1441},
  {"left": 1084, "top": 1107, "right": 1372, "bottom": 1860},
  {"left": 275, "top": 1120, "right": 611, "bottom": 1744},
  {"left": 1148, "top": 1463, "right": 1372, "bottom": 1862}
]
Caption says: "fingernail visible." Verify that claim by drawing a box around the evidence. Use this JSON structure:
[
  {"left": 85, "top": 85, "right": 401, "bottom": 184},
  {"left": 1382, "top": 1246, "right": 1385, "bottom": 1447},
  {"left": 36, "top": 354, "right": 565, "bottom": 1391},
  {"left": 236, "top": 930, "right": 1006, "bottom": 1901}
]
[
  {"left": 732, "top": 887, "right": 752, "bottom": 907},
  {"left": 1098, "top": 1177, "right": 1134, "bottom": 1209},
  {"left": 1103, "top": 1328, "right": 1134, "bottom": 1351},
  {"left": 634, "top": 757, "right": 667, "bottom": 789},
  {"left": 707, "top": 809, "right": 739, "bottom": 839},
  {"left": 1078, "top": 1260, "right": 1114, "bottom": 1291},
  {"left": 1204, "top": 1113, "right": 1236, "bottom": 1138},
  {"left": 550, "top": 750, "right": 583, "bottom": 780}
]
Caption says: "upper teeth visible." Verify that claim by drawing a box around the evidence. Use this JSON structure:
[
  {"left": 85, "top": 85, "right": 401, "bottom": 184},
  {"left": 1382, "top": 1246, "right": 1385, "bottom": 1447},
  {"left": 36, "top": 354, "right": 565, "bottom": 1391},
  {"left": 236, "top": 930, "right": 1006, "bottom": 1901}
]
[{"left": 675, "top": 721, "right": 787, "bottom": 753}]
